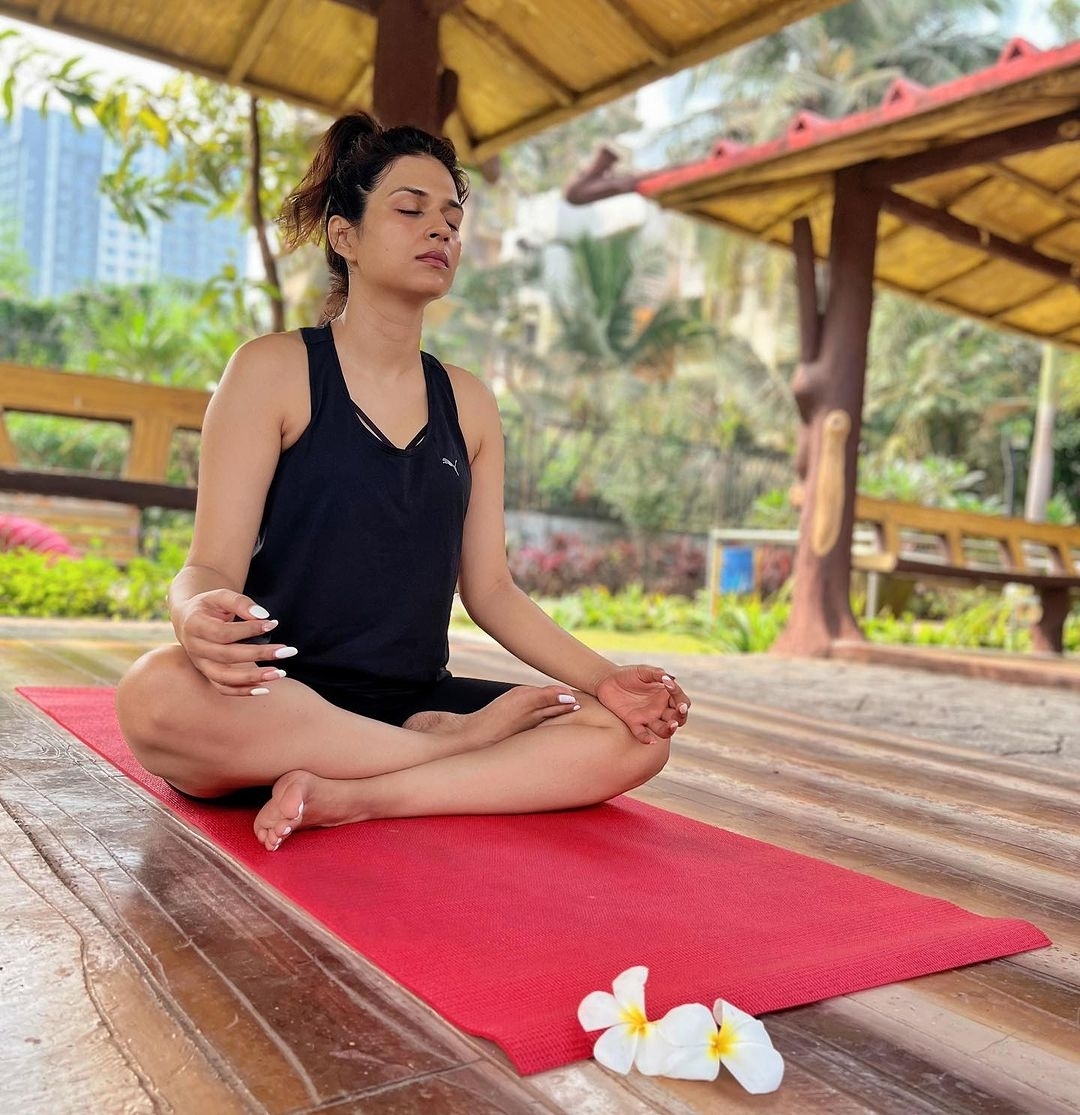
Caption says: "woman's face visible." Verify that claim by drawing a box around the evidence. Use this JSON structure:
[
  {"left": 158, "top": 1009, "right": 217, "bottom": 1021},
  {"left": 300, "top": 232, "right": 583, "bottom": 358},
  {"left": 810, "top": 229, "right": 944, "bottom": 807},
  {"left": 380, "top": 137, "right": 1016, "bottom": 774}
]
[{"left": 339, "top": 154, "right": 464, "bottom": 303}]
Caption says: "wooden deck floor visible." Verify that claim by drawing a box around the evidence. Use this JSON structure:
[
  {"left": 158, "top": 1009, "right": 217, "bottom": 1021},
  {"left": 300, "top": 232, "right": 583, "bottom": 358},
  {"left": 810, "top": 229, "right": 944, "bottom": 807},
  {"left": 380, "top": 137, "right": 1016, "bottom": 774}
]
[{"left": 2, "top": 625, "right": 1078, "bottom": 1114}]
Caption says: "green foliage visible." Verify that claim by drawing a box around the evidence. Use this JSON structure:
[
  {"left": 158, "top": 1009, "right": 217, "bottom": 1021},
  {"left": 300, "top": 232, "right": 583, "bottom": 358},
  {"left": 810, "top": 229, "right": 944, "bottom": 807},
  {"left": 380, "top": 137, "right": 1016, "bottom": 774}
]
[
  {"left": 0, "top": 543, "right": 183, "bottom": 619},
  {"left": 6, "top": 413, "right": 128, "bottom": 475},
  {"left": 857, "top": 455, "right": 999, "bottom": 510},
  {"left": 545, "top": 585, "right": 790, "bottom": 653}
]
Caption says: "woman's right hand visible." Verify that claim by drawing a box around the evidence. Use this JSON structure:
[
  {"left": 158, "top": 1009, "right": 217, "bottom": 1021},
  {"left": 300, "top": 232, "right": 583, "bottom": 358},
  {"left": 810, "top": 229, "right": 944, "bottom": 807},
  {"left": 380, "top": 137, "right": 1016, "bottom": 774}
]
[{"left": 174, "top": 589, "right": 296, "bottom": 697}]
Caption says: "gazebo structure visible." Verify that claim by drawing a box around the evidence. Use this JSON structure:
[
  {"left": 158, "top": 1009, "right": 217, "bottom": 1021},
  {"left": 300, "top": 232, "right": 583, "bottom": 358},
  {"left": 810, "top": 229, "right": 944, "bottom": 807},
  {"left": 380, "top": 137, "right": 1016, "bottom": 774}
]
[
  {"left": 568, "top": 37, "right": 1080, "bottom": 656},
  {"left": 0, "top": 0, "right": 846, "bottom": 156}
]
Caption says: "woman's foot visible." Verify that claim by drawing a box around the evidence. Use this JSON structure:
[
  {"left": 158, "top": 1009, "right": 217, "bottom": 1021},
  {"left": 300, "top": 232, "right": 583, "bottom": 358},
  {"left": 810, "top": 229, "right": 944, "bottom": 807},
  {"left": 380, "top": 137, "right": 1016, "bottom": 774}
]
[
  {"left": 402, "top": 684, "right": 579, "bottom": 747},
  {"left": 253, "top": 769, "right": 370, "bottom": 851}
]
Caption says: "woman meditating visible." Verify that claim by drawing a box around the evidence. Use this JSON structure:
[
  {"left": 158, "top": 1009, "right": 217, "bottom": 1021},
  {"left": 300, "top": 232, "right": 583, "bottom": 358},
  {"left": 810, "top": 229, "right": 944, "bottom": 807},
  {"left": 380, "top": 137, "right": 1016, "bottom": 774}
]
[{"left": 116, "top": 114, "right": 691, "bottom": 852}]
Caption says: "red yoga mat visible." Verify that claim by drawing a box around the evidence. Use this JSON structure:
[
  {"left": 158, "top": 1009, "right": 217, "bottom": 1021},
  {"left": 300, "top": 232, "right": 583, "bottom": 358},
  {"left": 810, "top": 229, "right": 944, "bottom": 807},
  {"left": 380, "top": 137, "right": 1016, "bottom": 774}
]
[{"left": 19, "top": 685, "right": 1050, "bottom": 1076}]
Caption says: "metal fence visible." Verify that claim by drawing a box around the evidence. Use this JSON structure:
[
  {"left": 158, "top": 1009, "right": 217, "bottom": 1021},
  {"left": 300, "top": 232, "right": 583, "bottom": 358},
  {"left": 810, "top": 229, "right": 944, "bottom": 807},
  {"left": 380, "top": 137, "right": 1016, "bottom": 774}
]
[{"left": 502, "top": 413, "right": 792, "bottom": 533}]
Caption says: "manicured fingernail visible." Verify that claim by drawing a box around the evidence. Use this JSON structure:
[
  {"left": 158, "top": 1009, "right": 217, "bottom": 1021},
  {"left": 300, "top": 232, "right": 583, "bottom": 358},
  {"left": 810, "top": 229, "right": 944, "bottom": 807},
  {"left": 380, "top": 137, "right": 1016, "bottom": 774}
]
[
  {"left": 274, "top": 646, "right": 298, "bottom": 659},
  {"left": 294, "top": 801, "right": 305, "bottom": 821},
  {"left": 250, "top": 604, "right": 270, "bottom": 619},
  {"left": 281, "top": 826, "right": 292, "bottom": 836},
  {"left": 573, "top": 703, "right": 581, "bottom": 711},
  {"left": 678, "top": 703, "right": 688, "bottom": 715},
  {"left": 250, "top": 687, "right": 270, "bottom": 696},
  {"left": 669, "top": 721, "right": 679, "bottom": 731},
  {"left": 270, "top": 840, "right": 281, "bottom": 851},
  {"left": 662, "top": 674, "right": 674, "bottom": 685},
  {"left": 558, "top": 694, "right": 576, "bottom": 704},
  {"left": 261, "top": 620, "right": 278, "bottom": 632}
]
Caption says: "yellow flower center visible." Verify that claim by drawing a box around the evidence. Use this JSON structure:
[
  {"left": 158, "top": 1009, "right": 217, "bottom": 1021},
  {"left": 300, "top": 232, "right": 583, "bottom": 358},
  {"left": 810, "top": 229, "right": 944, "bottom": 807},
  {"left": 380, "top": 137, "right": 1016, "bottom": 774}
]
[
  {"left": 621, "top": 1004, "right": 650, "bottom": 1037},
  {"left": 709, "top": 1019, "right": 735, "bottom": 1060}
]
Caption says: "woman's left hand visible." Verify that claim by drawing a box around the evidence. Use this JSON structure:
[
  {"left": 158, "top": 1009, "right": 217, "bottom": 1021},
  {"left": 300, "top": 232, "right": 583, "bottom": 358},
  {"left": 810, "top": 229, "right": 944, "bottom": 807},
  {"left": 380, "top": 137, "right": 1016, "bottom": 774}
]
[{"left": 595, "top": 665, "right": 691, "bottom": 746}]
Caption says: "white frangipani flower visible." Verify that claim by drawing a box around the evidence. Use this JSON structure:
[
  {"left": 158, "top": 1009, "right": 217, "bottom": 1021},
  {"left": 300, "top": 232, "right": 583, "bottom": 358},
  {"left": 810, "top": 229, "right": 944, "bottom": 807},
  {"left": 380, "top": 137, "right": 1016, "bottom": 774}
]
[
  {"left": 658, "top": 998, "right": 784, "bottom": 1094},
  {"left": 577, "top": 966, "right": 671, "bottom": 1075}
]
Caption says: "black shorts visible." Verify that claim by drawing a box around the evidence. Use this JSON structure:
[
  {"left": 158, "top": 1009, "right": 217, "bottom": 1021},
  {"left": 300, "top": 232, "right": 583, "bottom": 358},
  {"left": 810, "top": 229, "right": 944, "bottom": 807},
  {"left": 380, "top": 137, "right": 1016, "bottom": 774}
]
[{"left": 308, "top": 673, "right": 520, "bottom": 727}]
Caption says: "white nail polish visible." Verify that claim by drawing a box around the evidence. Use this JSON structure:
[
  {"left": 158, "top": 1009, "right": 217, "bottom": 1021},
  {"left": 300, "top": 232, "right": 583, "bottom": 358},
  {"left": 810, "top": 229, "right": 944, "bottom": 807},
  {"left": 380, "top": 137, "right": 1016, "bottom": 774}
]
[
  {"left": 261, "top": 619, "right": 279, "bottom": 632},
  {"left": 273, "top": 669, "right": 287, "bottom": 679},
  {"left": 281, "top": 826, "right": 292, "bottom": 836},
  {"left": 250, "top": 687, "right": 270, "bottom": 696},
  {"left": 250, "top": 604, "right": 270, "bottom": 619},
  {"left": 295, "top": 801, "right": 305, "bottom": 821},
  {"left": 573, "top": 703, "right": 581, "bottom": 711},
  {"left": 679, "top": 703, "right": 688, "bottom": 715},
  {"left": 274, "top": 646, "right": 298, "bottom": 659},
  {"left": 558, "top": 694, "right": 576, "bottom": 704},
  {"left": 662, "top": 674, "right": 674, "bottom": 684}
]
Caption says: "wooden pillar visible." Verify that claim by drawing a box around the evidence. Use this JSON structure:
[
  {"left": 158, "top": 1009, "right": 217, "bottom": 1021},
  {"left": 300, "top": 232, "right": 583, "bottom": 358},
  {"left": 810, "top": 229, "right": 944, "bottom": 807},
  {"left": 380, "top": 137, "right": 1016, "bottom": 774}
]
[
  {"left": 772, "top": 169, "right": 882, "bottom": 657},
  {"left": 372, "top": 0, "right": 457, "bottom": 133}
]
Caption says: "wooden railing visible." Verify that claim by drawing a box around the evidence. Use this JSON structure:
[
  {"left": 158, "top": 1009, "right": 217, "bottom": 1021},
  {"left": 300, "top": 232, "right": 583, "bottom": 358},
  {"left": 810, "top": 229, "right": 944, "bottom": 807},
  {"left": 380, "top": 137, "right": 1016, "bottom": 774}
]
[
  {"left": 853, "top": 494, "right": 1080, "bottom": 653},
  {"left": 0, "top": 362, "right": 211, "bottom": 559}
]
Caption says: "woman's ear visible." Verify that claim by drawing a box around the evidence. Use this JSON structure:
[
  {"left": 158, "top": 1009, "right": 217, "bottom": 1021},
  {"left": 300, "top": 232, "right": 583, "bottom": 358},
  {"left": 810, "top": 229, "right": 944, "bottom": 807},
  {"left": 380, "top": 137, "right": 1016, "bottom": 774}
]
[{"left": 327, "top": 215, "right": 356, "bottom": 260}]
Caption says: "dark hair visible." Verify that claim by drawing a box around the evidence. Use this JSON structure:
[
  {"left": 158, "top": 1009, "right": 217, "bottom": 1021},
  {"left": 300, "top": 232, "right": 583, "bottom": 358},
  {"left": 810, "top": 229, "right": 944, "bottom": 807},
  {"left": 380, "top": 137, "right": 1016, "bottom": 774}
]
[{"left": 280, "top": 112, "right": 470, "bottom": 322}]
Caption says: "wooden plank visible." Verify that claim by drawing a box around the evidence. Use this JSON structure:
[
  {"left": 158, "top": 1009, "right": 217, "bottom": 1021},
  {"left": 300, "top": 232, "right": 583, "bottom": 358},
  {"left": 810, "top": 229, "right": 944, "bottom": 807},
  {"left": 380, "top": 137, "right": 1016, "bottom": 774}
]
[
  {"left": 0, "top": 363, "right": 210, "bottom": 431},
  {"left": 3, "top": 631, "right": 1079, "bottom": 1114},
  {"left": 0, "top": 468, "right": 197, "bottom": 511}
]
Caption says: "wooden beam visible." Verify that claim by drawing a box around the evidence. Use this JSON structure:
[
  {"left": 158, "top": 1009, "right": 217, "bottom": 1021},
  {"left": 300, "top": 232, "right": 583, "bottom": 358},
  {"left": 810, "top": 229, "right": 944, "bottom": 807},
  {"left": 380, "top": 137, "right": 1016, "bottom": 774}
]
[
  {"left": 793, "top": 217, "right": 822, "bottom": 363},
  {"left": 985, "top": 162, "right": 1080, "bottom": 222},
  {"left": 0, "top": 469, "right": 196, "bottom": 511},
  {"left": 36, "top": 0, "right": 60, "bottom": 24},
  {"left": 372, "top": 0, "right": 441, "bottom": 130},
  {"left": 863, "top": 110, "right": 1080, "bottom": 188},
  {"left": 451, "top": 7, "right": 575, "bottom": 108},
  {"left": 593, "top": 0, "right": 672, "bottom": 65},
  {"left": 881, "top": 191, "right": 1080, "bottom": 288},
  {"left": 227, "top": 0, "right": 292, "bottom": 83}
]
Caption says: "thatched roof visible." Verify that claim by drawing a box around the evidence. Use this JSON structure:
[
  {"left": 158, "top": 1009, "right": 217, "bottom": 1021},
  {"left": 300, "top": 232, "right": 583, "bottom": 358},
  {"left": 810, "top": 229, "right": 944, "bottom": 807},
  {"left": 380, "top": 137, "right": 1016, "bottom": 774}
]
[
  {"left": 0, "top": 0, "right": 846, "bottom": 160},
  {"left": 625, "top": 39, "right": 1080, "bottom": 347}
]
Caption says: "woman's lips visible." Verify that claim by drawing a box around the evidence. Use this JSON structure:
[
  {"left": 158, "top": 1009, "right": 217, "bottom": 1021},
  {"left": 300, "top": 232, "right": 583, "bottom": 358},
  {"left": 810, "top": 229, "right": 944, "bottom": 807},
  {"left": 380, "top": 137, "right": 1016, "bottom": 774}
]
[{"left": 416, "top": 251, "right": 449, "bottom": 268}]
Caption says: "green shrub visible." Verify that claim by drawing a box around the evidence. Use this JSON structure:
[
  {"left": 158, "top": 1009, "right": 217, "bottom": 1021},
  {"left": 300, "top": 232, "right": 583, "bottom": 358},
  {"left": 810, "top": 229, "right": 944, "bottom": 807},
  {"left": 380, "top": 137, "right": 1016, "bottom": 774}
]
[{"left": 0, "top": 544, "right": 183, "bottom": 620}]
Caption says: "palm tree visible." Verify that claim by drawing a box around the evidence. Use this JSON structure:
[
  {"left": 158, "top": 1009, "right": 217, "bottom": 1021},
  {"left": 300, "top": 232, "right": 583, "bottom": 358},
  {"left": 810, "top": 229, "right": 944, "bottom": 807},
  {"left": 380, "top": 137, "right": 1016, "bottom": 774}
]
[{"left": 547, "top": 227, "right": 712, "bottom": 417}]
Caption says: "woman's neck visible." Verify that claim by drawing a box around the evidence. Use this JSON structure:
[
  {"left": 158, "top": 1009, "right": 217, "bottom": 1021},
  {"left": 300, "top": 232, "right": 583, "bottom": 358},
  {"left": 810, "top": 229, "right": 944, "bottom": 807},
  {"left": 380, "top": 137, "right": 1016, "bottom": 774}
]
[{"left": 331, "top": 291, "right": 426, "bottom": 377}]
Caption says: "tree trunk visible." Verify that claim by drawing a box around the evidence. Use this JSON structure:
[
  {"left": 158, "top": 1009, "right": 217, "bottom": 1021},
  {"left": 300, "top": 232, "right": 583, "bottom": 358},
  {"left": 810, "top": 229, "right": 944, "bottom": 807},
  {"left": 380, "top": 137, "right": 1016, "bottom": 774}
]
[
  {"left": 772, "top": 171, "right": 882, "bottom": 657},
  {"left": 247, "top": 97, "right": 284, "bottom": 333},
  {"left": 1024, "top": 344, "right": 1060, "bottom": 522}
]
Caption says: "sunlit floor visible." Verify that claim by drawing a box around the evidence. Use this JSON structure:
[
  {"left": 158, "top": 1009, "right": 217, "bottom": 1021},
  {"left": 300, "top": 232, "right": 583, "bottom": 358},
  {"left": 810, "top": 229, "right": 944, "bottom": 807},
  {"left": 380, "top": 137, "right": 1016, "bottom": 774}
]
[{"left": 3, "top": 622, "right": 1078, "bottom": 1114}]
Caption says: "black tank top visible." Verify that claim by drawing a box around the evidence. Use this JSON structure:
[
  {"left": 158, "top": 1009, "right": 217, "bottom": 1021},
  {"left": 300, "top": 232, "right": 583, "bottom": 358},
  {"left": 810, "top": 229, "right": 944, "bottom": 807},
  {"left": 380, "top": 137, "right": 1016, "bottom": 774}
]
[{"left": 243, "top": 325, "right": 471, "bottom": 687}]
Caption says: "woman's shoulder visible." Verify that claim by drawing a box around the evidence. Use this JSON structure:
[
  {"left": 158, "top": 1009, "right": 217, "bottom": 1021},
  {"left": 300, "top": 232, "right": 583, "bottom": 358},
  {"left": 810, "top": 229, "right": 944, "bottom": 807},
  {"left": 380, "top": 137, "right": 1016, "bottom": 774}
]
[
  {"left": 439, "top": 360, "right": 497, "bottom": 412},
  {"left": 229, "top": 329, "right": 309, "bottom": 373}
]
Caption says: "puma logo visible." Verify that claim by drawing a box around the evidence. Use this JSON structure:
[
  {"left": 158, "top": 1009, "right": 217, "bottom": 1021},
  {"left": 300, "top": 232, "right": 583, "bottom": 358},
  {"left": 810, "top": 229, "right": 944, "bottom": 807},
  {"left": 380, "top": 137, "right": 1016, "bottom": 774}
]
[{"left": 441, "top": 457, "right": 460, "bottom": 476}]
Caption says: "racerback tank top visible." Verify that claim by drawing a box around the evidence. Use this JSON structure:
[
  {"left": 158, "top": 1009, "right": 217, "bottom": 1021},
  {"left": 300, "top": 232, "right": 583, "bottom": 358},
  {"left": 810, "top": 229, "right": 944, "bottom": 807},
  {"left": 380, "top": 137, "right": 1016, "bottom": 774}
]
[{"left": 243, "top": 325, "right": 472, "bottom": 688}]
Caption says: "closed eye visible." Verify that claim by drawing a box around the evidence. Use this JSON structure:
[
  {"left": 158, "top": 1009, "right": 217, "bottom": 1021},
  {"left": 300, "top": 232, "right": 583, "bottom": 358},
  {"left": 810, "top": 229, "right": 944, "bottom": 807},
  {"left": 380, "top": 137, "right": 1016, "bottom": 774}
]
[{"left": 397, "top": 208, "right": 460, "bottom": 233}]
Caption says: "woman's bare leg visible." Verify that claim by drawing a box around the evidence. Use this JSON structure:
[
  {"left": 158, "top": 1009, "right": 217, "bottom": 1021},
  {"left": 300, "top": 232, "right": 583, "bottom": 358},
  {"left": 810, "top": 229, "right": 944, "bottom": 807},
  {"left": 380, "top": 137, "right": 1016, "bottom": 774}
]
[
  {"left": 116, "top": 646, "right": 578, "bottom": 797},
  {"left": 252, "top": 695, "right": 669, "bottom": 849}
]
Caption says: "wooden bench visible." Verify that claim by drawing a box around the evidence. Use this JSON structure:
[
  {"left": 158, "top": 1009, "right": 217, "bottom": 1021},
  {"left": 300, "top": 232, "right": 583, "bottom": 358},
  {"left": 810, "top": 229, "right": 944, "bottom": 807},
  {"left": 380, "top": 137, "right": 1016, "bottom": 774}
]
[
  {"left": 853, "top": 494, "right": 1080, "bottom": 653},
  {"left": 0, "top": 362, "right": 210, "bottom": 561}
]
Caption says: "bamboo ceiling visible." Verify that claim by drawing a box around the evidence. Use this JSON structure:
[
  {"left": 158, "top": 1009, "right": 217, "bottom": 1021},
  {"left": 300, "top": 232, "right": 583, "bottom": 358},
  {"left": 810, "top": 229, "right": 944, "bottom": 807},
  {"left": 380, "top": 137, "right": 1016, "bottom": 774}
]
[
  {"left": 635, "top": 39, "right": 1080, "bottom": 348},
  {"left": 0, "top": 0, "right": 846, "bottom": 161}
]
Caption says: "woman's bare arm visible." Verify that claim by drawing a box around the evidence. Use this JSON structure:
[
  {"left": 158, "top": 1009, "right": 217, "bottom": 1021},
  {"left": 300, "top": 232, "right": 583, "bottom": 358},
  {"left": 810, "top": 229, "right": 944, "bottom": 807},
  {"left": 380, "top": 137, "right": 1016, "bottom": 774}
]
[
  {"left": 170, "top": 332, "right": 309, "bottom": 695},
  {"left": 450, "top": 368, "right": 690, "bottom": 741}
]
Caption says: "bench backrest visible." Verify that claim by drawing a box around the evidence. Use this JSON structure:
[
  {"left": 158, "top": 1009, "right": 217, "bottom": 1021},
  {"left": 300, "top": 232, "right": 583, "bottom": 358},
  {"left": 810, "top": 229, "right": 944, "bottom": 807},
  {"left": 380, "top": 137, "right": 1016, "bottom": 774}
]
[
  {"left": 0, "top": 362, "right": 211, "bottom": 561},
  {"left": 854, "top": 494, "right": 1080, "bottom": 576}
]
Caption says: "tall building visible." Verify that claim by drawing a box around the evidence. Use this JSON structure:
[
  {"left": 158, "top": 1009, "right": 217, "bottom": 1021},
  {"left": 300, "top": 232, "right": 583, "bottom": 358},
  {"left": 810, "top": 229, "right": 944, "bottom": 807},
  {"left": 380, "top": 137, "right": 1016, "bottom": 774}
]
[{"left": 0, "top": 107, "right": 246, "bottom": 299}]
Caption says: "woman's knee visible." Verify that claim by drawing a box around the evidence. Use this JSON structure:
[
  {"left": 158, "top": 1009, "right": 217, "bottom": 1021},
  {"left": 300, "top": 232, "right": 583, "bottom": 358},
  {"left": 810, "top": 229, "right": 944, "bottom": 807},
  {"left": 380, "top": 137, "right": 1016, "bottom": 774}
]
[
  {"left": 116, "top": 645, "right": 197, "bottom": 752},
  {"left": 577, "top": 696, "right": 671, "bottom": 788}
]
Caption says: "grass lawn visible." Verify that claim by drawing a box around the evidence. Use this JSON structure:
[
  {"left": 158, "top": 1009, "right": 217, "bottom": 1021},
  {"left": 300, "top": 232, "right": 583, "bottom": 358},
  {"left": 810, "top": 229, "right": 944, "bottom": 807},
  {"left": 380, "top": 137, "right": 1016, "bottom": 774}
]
[{"left": 450, "top": 616, "right": 716, "bottom": 656}]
